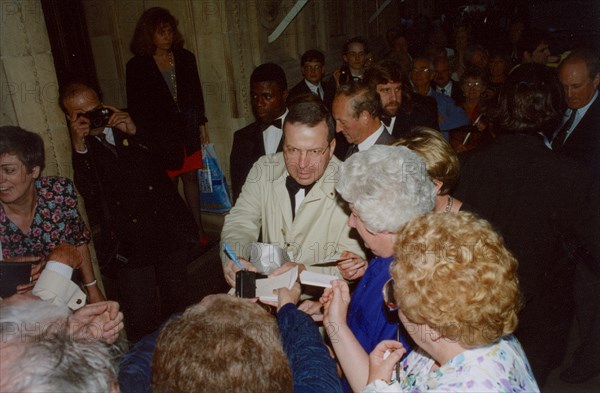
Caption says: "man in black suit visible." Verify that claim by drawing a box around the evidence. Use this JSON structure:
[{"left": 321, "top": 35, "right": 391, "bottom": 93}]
[
  {"left": 287, "top": 49, "right": 336, "bottom": 111},
  {"left": 363, "top": 60, "right": 439, "bottom": 140},
  {"left": 61, "top": 82, "right": 198, "bottom": 342},
  {"left": 331, "top": 82, "right": 393, "bottom": 159},
  {"left": 230, "top": 63, "right": 288, "bottom": 202},
  {"left": 553, "top": 48, "right": 600, "bottom": 384},
  {"left": 432, "top": 56, "right": 464, "bottom": 105}
]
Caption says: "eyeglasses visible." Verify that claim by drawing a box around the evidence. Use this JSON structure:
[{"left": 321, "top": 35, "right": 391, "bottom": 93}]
[
  {"left": 382, "top": 278, "right": 398, "bottom": 311},
  {"left": 464, "top": 82, "right": 482, "bottom": 88},
  {"left": 303, "top": 65, "right": 322, "bottom": 71},
  {"left": 284, "top": 143, "right": 331, "bottom": 160}
]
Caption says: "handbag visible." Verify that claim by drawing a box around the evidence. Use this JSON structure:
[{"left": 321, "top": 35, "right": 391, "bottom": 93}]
[{"left": 199, "top": 144, "right": 232, "bottom": 213}]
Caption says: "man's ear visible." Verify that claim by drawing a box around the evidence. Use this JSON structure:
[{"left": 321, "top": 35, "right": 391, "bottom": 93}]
[
  {"left": 282, "top": 89, "right": 289, "bottom": 102},
  {"left": 433, "top": 179, "right": 443, "bottom": 194}
]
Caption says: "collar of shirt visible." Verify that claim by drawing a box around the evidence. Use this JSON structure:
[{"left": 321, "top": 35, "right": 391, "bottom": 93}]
[
  {"left": 562, "top": 90, "right": 598, "bottom": 141},
  {"left": 99, "top": 127, "right": 116, "bottom": 145},
  {"left": 304, "top": 80, "right": 322, "bottom": 95},
  {"left": 263, "top": 110, "right": 288, "bottom": 154},
  {"left": 437, "top": 81, "right": 453, "bottom": 95},
  {"left": 358, "top": 124, "right": 386, "bottom": 151},
  {"left": 384, "top": 116, "right": 397, "bottom": 134}
]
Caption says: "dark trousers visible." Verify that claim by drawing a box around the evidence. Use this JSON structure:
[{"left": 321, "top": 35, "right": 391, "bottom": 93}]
[
  {"left": 117, "top": 246, "right": 192, "bottom": 342},
  {"left": 570, "top": 263, "right": 600, "bottom": 367}
]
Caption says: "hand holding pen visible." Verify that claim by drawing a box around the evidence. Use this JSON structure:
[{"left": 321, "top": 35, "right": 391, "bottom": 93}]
[
  {"left": 222, "top": 242, "right": 256, "bottom": 287},
  {"left": 336, "top": 250, "right": 367, "bottom": 280}
]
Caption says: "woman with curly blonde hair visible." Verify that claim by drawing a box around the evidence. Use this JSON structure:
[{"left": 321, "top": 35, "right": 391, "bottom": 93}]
[{"left": 362, "top": 212, "right": 539, "bottom": 392}]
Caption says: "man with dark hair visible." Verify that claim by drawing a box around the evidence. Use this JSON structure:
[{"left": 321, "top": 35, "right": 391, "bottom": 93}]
[
  {"left": 331, "top": 82, "right": 393, "bottom": 159},
  {"left": 520, "top": 29, "right": 551, "bottom": 65},
  {"left": 60, "top": 82, "right": 198, "bottom": 342},
  {"left": 334, "top": 36, "right": 369, "bottom": 86},
  {"left": 221, "top": 97, "right": 366, "bottom": 288},
  {"left": 288, "top": 49, "right": 336, "bottom": 110},
  {"left": 230, "top": 63, "right": 289, "bottom": 202},
  {"left": 364, "top": 60, "right": 439, "bottom": 139},
  {"left": 552, "top": 47, "right": 600, "bottom": 384}
]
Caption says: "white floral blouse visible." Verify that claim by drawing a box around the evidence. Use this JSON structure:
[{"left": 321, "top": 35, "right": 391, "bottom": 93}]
[{"left": 362, "top": 335, "right": 539, "bottom": 392}]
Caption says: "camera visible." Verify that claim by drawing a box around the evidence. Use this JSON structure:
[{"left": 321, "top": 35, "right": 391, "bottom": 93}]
[{"left": 85, "top": 107, "right": 113, "bottom": 129}]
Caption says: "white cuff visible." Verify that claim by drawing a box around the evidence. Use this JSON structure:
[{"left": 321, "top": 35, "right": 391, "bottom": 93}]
[{"left": 45, "top": 260, "right": 74, "bottom": 278}]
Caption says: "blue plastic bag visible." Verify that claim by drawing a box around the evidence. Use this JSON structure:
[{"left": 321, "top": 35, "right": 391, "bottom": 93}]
[{"left": 199, "top": 144, "right": 232, "bottom": 213}]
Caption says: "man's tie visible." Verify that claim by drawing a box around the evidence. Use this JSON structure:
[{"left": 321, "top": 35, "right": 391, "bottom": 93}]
[
  {"left": 285, "top": 176, "right": 315, "bottom": 219},
  {"left": 551, "top": 109, "right": 577, "bottom": 150},
  {"left": 316, "top": 87, "right": 322, "bottom": 100},
  {"left": 259, "top": 118, "right": 283, "bottom": 132},
  {"left": 345, "top": 144, "right": 359, "bottom": 159},
  {"left": 440, "top": 88, "right": 446, "bottom": 95}
]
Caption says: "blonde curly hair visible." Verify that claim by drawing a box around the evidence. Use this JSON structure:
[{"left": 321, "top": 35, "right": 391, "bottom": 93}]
[{"left": 392, "top": 211, "right": 522, "bottom": 347}]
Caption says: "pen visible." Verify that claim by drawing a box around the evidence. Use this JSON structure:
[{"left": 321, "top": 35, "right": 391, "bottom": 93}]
[{"left": 223, "top": 242, "right": 244, "bottom": 270}]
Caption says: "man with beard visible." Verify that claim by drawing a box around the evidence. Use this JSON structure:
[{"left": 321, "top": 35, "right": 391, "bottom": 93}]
[{"left": 363, "top": 60, "right": 439, "bottom": 139}]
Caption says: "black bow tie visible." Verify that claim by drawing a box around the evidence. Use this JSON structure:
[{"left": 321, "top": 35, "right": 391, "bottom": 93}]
[
  {"left": 285, "top": 176, "right": 314, "bottom": 195},
  {"left": 381, "top": 116, "right": 392, "bottom": 127},
  {"left": 262, "top": 118, "right": 282, "bottom": 129}
]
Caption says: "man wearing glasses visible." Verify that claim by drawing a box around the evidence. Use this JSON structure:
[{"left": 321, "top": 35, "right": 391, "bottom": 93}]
[
  {"left": 332, "top": 82, "right": 394, "bottom": 159},
  {"left": 221, "top": 97, "right": 366, "bottom": 288},
  {"left": 410, "top": 56, "right": 468, "bottom": 139},
  {"left": 288, "top": 49, "right": 336, "bottom": 111}
]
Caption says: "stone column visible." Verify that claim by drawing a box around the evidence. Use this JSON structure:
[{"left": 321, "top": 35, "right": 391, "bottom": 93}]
[{"left": 0, "top": 0, "right": 104, "bottom": 293}]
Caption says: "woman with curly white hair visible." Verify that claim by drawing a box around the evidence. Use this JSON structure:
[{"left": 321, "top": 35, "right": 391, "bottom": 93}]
[
  {"left": 362, "top": 212, "right": 539, "bottom": 392},
  {"left": 314, "top": 145, "right": 436, "bottom": 392}
]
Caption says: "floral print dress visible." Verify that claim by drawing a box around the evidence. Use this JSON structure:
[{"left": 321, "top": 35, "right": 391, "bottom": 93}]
[
  {"left": 1, "top": 176, "right": 90, "bottom": 261},
  {"left": 362, "top": 335, "right": 539, "bottom": 392}
]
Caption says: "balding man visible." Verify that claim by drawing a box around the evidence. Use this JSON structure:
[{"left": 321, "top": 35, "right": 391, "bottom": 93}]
[
  {"left": 332, "top": 82, "right": 394, "bottom": 159},
  {"left": 553, "top": 48, "right": 600, "bottom": 384}
]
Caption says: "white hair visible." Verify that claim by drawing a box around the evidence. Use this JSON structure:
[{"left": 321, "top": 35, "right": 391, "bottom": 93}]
[
  {"left": 336, "top": 145, "right": 436, "bottom": 232},
  {"left": 0, "top": 299, "right": 119, "bottom": 393}
]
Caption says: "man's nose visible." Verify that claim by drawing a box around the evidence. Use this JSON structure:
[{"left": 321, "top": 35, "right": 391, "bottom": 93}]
[
  {"left": 347, "top": 214, "right": 356, "bottom": 228},
  {"left": 297, "top": 152, "right": 310, "bottom": 168},
  {"left": 391, "top": 90, "right": 400, "bottom": 101}
]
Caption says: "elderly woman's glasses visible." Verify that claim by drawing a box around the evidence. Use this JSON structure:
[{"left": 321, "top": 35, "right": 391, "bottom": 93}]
[{"left": 382, "top": 278, "right": 398, "bottom": 311}]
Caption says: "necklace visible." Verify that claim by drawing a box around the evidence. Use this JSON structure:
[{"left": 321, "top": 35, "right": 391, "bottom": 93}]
[
  {"left": 168, "top": 51, "right": 178, "bottom": 104},
  {"left": 444, "top": 195, "right": 454, "bottom": 213}
]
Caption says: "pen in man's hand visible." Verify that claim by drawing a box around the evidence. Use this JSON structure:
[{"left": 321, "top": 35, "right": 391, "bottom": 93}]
[{"left": 223, "top": 242, "right": 244, "bottom": 270}]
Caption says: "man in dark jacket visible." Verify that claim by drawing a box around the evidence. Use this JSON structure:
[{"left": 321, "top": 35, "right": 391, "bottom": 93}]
[{"left": 61, "top": 82, "right": 198, "bottom": 342}]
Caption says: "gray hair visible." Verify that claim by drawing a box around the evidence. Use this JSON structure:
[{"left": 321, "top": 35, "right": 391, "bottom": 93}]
[
  {"left": 336, "top": 145, "right": 436, "bottom": 232},
  {"left": 1, "top": 299, "right": 119, "bottom": 393}
]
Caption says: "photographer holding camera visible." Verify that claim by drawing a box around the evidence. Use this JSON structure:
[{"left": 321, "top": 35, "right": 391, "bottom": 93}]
[{"left": 60, "top": 82, "right": 199, "bottom": 342}]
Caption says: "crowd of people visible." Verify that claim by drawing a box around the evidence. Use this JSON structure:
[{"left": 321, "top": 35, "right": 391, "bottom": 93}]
[{"left": 2, "top": 5, "right": 599, "bottom": 393}]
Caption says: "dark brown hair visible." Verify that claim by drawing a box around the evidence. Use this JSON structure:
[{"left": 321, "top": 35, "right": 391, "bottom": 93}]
[{"left": 130, "top": 7, "right": 184, "bottom": 56}]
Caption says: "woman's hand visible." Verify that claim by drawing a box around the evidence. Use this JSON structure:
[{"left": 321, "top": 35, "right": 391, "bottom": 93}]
[
  {"left": 298, "top": 299, "right": 324, "bottom": 322},
  {"left": 367, "top": 340, "right": 406, "bottom": 385},
  {"left": 321, "top": 279, "right": 351, "bottom": 326},
  {"left": 7, "top": 256, "right": 42, "bottom": 294},
  {"left": 337, "top": 251, "right": 367, "bottom": 280},
  {"left": 200, "top": 124, "right": 209, "bottom": 144},
  {"left": 69, "top": 301, "right": 124, "bottom": 344}
]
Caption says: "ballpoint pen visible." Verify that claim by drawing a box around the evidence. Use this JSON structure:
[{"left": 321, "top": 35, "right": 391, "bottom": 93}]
[{"left": 223, "top": 242, "right": 244, "bottom": 270}]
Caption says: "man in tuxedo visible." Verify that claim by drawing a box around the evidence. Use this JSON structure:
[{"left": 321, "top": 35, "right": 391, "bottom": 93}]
[
  {"left": 432, "top": 56, "right": 464, "bottom": 105},
  {"left": 331, "top": 82, "right": 394, "bottom": 159},
  {"left": 364, "top": 60, "right": 439, "bottom": 139},
  {"left": 61, "top": 82, "right": 198, "bottom": 342},
  {"left": 288, "top": 49, "right": 335, "bottom": 110},
  {"left": 230, "top": 63, "right": 288, "bottom": 202},
  {"left": 553, "top": 48, "right": 600, "bottom": 384},
  {"left": 221, "top": 98, "right": 366, "bottom": 288}
]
